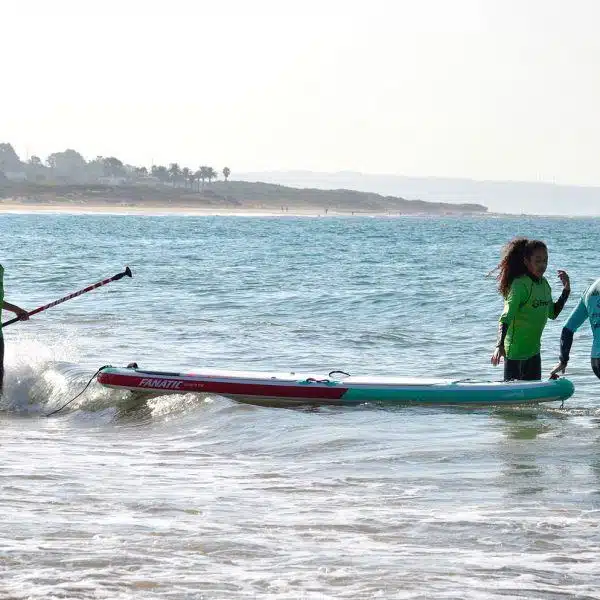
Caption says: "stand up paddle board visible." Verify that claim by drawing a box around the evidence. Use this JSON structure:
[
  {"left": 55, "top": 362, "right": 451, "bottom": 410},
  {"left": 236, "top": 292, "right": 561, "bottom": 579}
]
[{"left": 96, "top": 364, "right": 574, "bottom": 407}]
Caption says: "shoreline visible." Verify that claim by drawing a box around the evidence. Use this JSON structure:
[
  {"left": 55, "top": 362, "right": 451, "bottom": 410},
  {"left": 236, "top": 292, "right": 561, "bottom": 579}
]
[
  {"left": 1, "top": 199, "right": 590, "bottom": 218},
  {"left": 0, "top": 199, "right": 492, "bottom": 218}
]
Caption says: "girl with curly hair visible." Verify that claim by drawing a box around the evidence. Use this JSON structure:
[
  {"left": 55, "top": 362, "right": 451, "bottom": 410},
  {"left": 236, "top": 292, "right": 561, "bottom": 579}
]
[{"left": 491, "top": 237, "right": 570, "bottom": 381}]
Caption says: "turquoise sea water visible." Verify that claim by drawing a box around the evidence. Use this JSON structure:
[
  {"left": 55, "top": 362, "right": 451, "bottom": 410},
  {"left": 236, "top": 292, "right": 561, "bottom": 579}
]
[{"left": 1, "top": 213, "right": 600, "bottom": 599}]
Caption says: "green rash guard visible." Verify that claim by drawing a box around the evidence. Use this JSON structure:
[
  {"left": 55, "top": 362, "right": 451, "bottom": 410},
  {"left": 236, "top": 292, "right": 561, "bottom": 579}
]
[{"left": 499, "top": 274, "right": 557, "bottom": 360}]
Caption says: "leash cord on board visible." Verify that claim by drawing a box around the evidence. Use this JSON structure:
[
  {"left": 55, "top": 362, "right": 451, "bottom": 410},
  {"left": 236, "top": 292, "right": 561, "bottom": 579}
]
[{"left": 45, "top": 365, "right": 111, "bottom": 417}]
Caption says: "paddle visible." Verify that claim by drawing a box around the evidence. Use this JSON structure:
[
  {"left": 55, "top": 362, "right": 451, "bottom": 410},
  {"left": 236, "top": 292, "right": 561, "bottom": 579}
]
[{"left": 1, "top": 266, "right": 133, "bottom": 328}]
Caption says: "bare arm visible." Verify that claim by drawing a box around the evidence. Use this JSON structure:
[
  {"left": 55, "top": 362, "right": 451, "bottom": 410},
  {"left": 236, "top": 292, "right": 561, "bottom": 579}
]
[{"left": 2, "top": 301, "right": 29, "bottom": 319}]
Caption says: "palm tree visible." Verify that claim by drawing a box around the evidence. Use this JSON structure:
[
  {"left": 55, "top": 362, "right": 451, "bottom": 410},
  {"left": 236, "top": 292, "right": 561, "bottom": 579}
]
[
  {"left": 206, "top": 167, "right": 217, "bottom": 184},
  {"left": 181, "top": 167, "right": 190, "bottom": 188},
  {"left": 188, "top": 170, "right": 197, "bottom": 191},
  {"left": 198, "top": 166, "right": 211, "bottom": 188},
  {"left": 194, "top": 169, "right": 203, "bottom": 191},
  {"left": 168, "top": 163, "right": 181, "bottom": 187},
  {"left": 223, "top": 166, "right": 231, "bottom": 181}
]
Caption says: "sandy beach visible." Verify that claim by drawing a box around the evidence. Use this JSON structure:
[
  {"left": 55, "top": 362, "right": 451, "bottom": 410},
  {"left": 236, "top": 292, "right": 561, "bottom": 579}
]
[
  {"left": 0, "top": 199, "right": 341, "bottom": 217},
  {"left": 0, "top": 198, "right": 445, "bottom": 218}
]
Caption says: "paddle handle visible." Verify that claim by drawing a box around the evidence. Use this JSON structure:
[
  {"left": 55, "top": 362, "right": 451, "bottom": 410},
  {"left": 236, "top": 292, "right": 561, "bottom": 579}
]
[{"left": 2, "top": 266, "right": 132, "bottom": 328}]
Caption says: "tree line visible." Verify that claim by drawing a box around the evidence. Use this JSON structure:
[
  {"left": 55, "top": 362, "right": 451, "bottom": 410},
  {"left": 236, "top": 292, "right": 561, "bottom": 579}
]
[{"left": 0, "top": 142, "right": 231, "bottom": 190}]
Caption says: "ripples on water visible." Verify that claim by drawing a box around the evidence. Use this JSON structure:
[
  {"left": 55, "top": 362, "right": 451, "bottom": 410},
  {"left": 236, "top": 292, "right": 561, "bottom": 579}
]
[{"left": 1, "top": 214, "right": 600, "bottom": 599}]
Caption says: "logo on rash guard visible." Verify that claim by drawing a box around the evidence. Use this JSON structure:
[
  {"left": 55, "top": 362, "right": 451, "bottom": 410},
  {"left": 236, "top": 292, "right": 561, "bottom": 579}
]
[
  {"left": 139, "top": 378, "right": 183, "bottom": 390},
  {"left": 532, "top": 298, "right": 550, "bottom": 308}
]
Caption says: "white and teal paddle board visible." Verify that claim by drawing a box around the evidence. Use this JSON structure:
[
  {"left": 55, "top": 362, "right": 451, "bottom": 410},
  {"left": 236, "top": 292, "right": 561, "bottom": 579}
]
[{"left": 97, "top": 365, "right": 575, "bottom": 407}]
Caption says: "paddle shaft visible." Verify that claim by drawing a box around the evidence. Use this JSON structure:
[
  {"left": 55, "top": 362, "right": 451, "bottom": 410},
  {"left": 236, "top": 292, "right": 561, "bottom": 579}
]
[{"left": 1, "top": 266, "right": 132, "bottom": 328}]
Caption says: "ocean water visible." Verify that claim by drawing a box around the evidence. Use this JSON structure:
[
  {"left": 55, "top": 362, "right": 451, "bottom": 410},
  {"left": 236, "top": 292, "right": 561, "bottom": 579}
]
[{"left": 1, "top": 213, "right": 600, "bottom": 599}]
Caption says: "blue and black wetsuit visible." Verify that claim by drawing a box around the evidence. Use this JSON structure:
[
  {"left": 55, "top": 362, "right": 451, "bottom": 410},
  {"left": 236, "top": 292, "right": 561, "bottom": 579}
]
[{"left": 558, "top": 277, "right": 600, "bottom": 378}]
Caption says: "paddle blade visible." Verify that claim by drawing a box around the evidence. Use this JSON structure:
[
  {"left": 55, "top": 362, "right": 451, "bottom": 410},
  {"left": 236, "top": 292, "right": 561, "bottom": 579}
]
[{"left": 114, "top": 266, "right": 133, "bottom": 281}]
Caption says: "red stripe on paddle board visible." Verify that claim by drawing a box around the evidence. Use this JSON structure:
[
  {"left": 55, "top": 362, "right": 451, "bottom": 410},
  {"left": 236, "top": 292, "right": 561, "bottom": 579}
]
[{"left": 97, "top": 372, "right": 347, "bottom": 399}]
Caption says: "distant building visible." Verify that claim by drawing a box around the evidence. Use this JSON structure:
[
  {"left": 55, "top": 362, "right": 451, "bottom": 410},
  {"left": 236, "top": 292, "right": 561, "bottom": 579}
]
[
  {"left": 98, "top": 176, "right": 128, "bottom": 186},
  {"left": 4, "top": 171, "right": 27, "bottom": 182},
  {"left": 134, "top": 175, "right": 161, "bottom": 185}
]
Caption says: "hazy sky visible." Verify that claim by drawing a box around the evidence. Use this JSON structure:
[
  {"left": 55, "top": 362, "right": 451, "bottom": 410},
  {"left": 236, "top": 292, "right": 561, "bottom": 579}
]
[{"left": 3, "top": 0, "right": 600, "bottom": 186}]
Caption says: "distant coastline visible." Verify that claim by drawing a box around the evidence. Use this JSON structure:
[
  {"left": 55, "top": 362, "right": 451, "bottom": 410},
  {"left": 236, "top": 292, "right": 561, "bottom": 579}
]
[
  {"left": 0, "top": 140, "right": 488, "bottom": 215},
  {"left": 4, "top": 141, "right": 600, "bottom": 215},
  {"left": 0, "top": 181, "right": 488, "bottom": 216},
  {"left": 0, "top": 140, "right": 494, "bottom": 215}
]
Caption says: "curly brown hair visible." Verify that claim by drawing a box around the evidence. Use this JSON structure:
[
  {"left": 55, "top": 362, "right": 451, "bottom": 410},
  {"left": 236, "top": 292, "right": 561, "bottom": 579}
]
[{"left": 495, "top": 237, "right": 547, "bottom": 297}]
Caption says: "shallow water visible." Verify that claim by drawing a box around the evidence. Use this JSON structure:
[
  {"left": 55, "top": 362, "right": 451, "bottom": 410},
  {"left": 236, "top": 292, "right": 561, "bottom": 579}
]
[{"left": 1, "top": 213, "right": 600, "bottom": 599}]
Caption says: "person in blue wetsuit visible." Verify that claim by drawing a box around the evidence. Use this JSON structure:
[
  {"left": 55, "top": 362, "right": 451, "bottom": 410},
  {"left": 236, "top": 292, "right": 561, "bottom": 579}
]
[{"left": 550, "top": 277, "right": 600, "bottom": 379}]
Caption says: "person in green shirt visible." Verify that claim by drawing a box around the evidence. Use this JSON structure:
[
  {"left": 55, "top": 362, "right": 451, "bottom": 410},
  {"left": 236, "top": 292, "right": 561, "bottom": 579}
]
[
  {"left": 0, "top": 264, "right": 29, "bottom": 392},
  {"left": 490, "top": 238, "right": 570, "bottom": 381}
]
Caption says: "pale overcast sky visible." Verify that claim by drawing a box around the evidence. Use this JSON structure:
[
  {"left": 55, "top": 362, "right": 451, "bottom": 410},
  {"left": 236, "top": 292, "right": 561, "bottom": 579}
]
[{"left": 3, "top": 0, "right": 600, "bottom": 186}]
